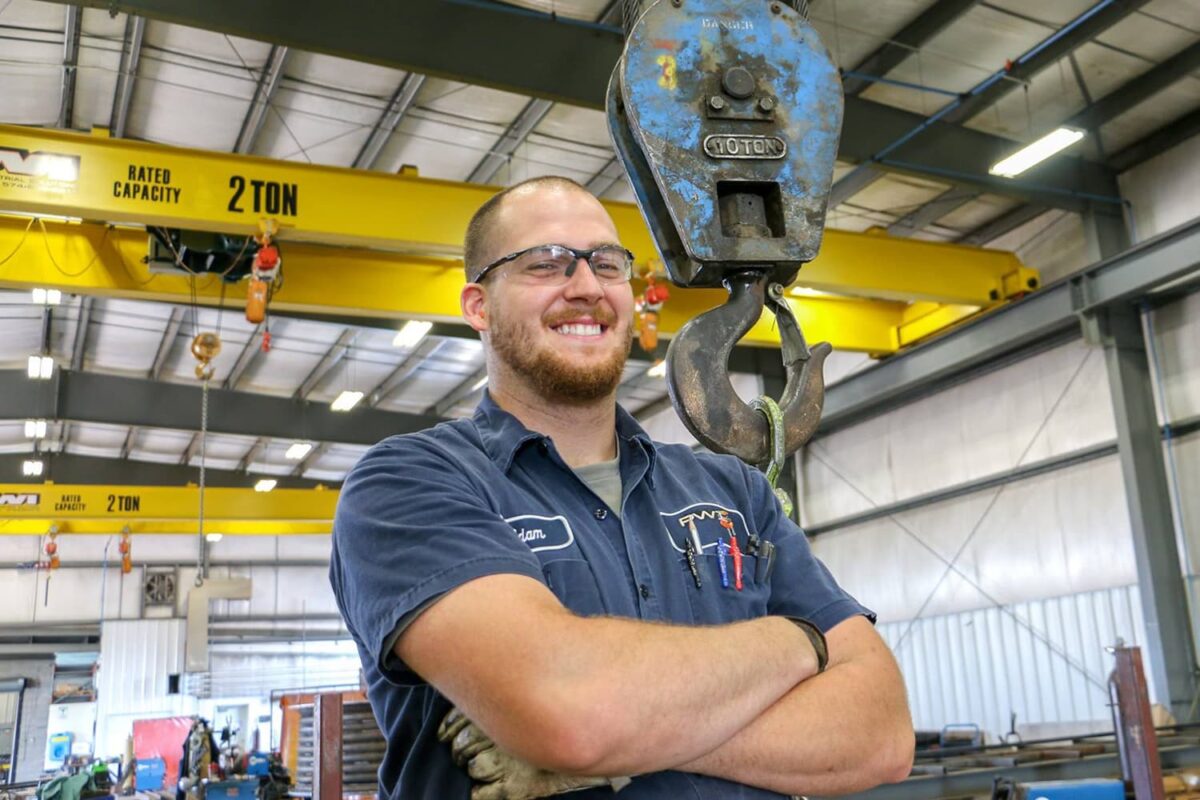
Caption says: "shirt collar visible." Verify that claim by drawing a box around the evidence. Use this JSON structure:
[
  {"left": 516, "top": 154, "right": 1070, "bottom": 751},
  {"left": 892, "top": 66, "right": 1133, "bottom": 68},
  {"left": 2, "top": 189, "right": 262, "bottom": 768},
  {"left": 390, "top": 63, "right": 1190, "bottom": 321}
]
[{"left": 471, "top": 391, "right": 658, "bottom": 480}]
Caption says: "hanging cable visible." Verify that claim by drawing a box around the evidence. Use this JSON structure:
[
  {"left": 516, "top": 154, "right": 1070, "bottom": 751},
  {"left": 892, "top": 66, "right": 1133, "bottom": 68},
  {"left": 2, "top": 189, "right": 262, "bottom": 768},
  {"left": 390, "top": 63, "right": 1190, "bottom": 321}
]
[{"left": 196, "top": 377, "right": 210, "bottom": 587}]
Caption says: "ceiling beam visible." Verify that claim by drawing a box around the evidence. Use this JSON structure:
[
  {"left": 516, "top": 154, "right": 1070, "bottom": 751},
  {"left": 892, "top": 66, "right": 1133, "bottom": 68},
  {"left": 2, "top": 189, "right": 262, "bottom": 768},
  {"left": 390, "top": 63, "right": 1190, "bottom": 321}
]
[
  {"left": 1108, "top": 105, "right": 1200, "bottom": 173},
  {"left": 433, "top": 365, "right": 487, "bottom": 417},
  {"left": 290, "top": 441, "right": 330, "bottom": 477},
  {"left": 43, "top": 0, "right": 1118, "bottom": 212},
  {"left": 0, "top": 368, "right": 444, "bottom": 445},
  {"left": 235, "top": 44, "right": 289, "bottom": 154},
  {"left": 236, "top": 436, "right": 268, "bottom": 472},
  {"left": 828, "top": 165, "right": 887, "bottom": 208},
  {"left": 585, "top": 156, "right": 625, "bottom": 197},
  {"left": 224, "top": 323, "right": 263, "bottom": 389},
  {"left": 295, "top": 328, "right": 357, "bottom": 400},
  {"left": 57, "top": 5, "right": 82, "bottom": 129},
  {"left": 467, "top": 99, "right": 554, "bottom": 185},
  {"left": 956, "top": 204, "right": 1049, "bottom": 246},
  {"left": 118, "top": 426, "right": 138, "bottom": 459},
  {"left": 841, "top": 0, "right": 982, "bottom": 96},
  {"left": 1068, "top": 40, "right": 1200, "bottom": 134},
  {"left": 70, "top": 296, "right": 93, "bottom": 371},
  {"left": 367, "top": 337, "right": 443, "bottom": 408},
  {"left": 179, "top": 431, "right": 202, "bottom": 465},
  {"left": 465, "top": 2, "right": 620, "bottom": 186},
  {"left": 109, "top": 14, "right": 146, "bottom": 138},
  {"left": 353, "top": 73, "right": 425, "bottom": 169},
  {"left": 887, "top": 186, "right": 977, "bottom": 238},
  {"left": 1, "top": 455, "right": 324, "bottom": 489},
  {"left": 150, "top": 306, "right": 185, "bottom": 380},
  {"left": 936, "top": 0, "right": 1152, "bottom": 127}
]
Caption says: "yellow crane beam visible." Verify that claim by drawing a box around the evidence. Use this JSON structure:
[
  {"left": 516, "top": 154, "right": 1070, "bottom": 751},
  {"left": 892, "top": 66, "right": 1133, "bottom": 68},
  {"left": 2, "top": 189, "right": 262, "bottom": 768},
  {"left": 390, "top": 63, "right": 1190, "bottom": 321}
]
[
  {"left": 0, "top": 483, "right": 335, "bottom": 535},
  {"left": 0, "top": 214, "right": 929, "bottom": 353},
  {"left": 0, "top": 124, "right": 1036, "bottom": 309}
]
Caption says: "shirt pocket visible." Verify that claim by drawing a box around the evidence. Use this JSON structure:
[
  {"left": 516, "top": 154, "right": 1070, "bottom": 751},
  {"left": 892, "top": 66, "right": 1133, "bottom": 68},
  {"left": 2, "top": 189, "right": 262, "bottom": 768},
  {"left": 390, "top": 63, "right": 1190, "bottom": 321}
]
[
  {"left": 680, "top": 553, "right": 770, "bottom": 625},
  {"left": 540, "top": 558, "right": 609, "bottom": 617}
]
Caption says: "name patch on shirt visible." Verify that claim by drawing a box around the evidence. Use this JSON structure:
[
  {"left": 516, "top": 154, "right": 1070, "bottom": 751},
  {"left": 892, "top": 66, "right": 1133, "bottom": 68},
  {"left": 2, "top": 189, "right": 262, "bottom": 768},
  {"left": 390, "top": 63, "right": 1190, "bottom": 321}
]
[
  {"left": 505, "top": 513, "right": 576, "bottom": 553},
  {"left": 659, "top": 502, "right": 749, "bottom": 553}
]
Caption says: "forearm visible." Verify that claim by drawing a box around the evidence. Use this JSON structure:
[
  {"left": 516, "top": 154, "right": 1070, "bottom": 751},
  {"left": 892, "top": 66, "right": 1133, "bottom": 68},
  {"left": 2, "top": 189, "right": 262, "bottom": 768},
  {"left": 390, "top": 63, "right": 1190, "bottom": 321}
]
[
  {"left": 679, "top": 623, "right": 914, "bottom": 795},
  {"left": 539, "top": 613, "right": 818, "bottom": 776}
]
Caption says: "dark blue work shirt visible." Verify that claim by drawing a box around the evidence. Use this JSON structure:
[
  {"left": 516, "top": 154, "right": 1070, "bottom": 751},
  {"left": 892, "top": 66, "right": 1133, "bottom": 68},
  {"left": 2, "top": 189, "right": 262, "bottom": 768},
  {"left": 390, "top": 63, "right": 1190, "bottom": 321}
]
[{"left": 330, "top": 393, "right": 873, "bottom": 800}]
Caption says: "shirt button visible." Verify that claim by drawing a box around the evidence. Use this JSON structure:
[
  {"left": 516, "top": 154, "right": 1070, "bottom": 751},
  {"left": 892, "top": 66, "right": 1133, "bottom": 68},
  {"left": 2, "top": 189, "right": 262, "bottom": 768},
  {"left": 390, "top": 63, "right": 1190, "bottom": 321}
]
[
  {"left": 593, "top": 507, "right": 608, "bottom": 520},
  {"left": 639, "top": 584, "right": 651, "bottom": 599},
  {"left": 537, "top": 441, "right": 549, "bottom": 455}
]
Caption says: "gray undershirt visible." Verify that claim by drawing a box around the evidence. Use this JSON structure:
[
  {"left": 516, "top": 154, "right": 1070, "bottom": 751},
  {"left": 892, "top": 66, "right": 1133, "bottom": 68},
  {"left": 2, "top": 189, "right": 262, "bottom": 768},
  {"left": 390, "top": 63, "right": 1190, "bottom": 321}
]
[{"left": 574, "top": 455, "right": 623, "bottom": 519}]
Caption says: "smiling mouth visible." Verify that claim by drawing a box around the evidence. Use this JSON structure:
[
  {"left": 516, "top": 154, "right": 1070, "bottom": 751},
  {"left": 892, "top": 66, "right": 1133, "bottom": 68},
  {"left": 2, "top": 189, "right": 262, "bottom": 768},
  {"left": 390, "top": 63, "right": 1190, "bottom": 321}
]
[{"left": 551, "top": 322, "right": 606, "bottom": 337}]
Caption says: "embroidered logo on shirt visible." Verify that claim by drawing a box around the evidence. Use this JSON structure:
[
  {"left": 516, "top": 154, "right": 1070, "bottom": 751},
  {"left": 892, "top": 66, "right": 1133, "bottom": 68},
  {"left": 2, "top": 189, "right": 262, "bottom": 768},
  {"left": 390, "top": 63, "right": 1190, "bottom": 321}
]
[
  {"left": 505, "top": 514, "right": 576, "bottom": 553},
  {"left": 659, "top": 502, "right": 749, "bottom": 553}
]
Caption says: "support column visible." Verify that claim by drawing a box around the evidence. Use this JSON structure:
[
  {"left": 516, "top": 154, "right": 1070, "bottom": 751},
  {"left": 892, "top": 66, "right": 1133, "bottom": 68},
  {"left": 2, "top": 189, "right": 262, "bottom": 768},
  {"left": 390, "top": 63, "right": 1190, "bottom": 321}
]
[
  {"left": 1101, "top": 304, "right": 1198, "bottom": 720},
  {"left": 313, "top": 692, "right": 343, "bottom": 800}
]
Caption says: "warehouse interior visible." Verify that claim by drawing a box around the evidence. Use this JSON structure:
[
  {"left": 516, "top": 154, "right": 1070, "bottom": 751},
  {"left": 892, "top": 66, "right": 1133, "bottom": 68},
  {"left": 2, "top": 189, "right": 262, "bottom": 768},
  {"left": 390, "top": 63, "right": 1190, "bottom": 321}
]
[{"left": 0, "top": 0, "right": 1199, "bottom": 798}]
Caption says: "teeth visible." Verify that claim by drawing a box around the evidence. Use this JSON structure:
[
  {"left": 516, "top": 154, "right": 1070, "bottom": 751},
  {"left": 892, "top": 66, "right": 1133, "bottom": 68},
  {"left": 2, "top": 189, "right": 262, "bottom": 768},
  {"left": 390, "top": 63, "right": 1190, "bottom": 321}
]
[{"left": 556, "top": 323, "right": 602, "bottom": 336}]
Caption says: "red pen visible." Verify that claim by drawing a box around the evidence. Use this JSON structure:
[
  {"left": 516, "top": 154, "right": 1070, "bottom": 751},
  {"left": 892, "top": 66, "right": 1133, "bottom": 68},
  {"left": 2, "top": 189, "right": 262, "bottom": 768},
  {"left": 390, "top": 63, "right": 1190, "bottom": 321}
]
[{"left": 720, "top": 515, "right": 743, "bottom": 591}]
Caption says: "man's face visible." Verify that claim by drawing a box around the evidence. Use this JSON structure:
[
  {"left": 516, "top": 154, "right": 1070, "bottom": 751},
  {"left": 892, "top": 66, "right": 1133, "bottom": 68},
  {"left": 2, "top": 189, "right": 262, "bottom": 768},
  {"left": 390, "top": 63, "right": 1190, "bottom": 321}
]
[{"left": 477, "top": 186, "right": 635, "bottom": 404}]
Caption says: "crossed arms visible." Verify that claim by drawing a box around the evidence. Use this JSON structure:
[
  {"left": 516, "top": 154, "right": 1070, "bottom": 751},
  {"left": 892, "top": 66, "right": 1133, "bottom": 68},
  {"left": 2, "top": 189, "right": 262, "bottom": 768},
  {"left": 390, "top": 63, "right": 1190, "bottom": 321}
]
[{"left": 397, "top": 573, "right": 914, "bottom": 796}]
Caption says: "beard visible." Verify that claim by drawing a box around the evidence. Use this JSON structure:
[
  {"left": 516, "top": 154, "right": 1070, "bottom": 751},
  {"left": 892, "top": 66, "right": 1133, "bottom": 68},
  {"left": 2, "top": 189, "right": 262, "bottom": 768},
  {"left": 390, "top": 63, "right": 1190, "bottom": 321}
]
[{"left": 487, "top": 305, "right": 633, "bottom": 404}]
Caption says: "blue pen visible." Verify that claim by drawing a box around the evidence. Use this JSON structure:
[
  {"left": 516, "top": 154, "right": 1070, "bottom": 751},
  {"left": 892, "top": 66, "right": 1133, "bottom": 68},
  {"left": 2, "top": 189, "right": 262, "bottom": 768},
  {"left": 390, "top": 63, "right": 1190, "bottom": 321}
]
[{"left": 717, "top": 539, "right": 730, "bottom": 589}]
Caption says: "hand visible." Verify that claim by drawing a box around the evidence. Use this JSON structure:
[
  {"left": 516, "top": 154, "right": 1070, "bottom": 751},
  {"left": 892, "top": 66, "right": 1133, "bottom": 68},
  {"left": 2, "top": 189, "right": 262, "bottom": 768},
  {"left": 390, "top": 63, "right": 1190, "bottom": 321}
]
[{"left": 438, "top": 706, "right": 630, "bottom": 799}]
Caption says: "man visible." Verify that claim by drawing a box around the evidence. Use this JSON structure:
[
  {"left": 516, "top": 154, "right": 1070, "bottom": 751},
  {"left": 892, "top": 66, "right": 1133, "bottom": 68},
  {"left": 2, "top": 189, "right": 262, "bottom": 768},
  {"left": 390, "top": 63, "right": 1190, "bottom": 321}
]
[{"left": 330, "top": 176, "right": 913, "bottom": 799}]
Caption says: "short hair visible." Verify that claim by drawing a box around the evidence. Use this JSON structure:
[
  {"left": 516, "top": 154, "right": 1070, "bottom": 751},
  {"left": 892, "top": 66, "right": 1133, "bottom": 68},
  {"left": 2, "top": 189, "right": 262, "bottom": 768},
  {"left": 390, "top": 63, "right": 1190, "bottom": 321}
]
[{"left": 463, "top": 175, "right": 591, "bottom": 282}]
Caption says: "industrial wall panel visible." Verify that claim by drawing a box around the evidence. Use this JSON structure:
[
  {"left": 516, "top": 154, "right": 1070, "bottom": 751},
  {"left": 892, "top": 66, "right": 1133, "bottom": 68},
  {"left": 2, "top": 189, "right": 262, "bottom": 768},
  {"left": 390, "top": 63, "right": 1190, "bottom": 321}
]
[
  {"left": 1147, "top": 292, "right": 1200, "bottom": 424},
  {"left": 1118, "top": 134, "right": 1200, "bottom": 244},
  {"left": 801, "top": 339, "right": 1114, "bottom": 528},
  {"left": 95, "top": 619, "right": 194, "bottom": 758},
  {"left": 880, "top": 584, "right": 1149, "bottom": 741},
  {"left": 1169, "top": 431, "right": 1200, "bottom": 575},
  {"left": 0, "top": 659, "right": 55, "bottom": 781},
  {"left": 810, "top": 454, "right": 1136, "bottom": 622}
]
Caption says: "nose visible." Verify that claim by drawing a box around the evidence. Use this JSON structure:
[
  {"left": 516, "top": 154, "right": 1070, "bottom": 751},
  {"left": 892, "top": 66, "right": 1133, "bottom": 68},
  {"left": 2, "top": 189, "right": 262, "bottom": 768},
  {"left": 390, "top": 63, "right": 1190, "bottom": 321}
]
[{"left": 562, "top": 257, "right": 605, "bottom": 302}]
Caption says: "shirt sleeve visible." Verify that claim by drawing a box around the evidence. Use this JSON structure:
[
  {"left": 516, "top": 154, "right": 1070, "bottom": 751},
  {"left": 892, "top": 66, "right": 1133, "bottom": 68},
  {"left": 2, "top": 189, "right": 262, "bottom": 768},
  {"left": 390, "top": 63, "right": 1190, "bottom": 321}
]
[
  {"left": 330, "top": 435, "right": 547, "bottom": 686},
  {"left": 742, "top": 463, "right": 876, "bottom": 632}
]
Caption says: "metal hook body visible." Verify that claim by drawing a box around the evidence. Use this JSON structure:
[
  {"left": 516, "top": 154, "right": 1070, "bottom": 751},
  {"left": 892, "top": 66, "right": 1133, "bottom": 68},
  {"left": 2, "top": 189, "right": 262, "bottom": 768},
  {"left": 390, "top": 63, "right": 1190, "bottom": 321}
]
[{"left": 665, "top": 271, "right": 830, "bottom": 465}]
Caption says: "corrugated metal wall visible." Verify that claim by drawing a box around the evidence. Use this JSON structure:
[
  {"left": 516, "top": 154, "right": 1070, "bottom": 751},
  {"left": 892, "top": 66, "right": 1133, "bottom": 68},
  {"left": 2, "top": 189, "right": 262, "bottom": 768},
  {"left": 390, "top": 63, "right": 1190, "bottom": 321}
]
[
  {"left": 804, "top": 306, "right": 1200, "bottom": 737},
  {"left": 0, "top": 660, "right": 54, "bottom": 781},
  {"left": 95, "top": 619, "right": 194, "bottom": 758},
  {"left": 879, "top": 584, "right": 1147, "bottom": 740}
]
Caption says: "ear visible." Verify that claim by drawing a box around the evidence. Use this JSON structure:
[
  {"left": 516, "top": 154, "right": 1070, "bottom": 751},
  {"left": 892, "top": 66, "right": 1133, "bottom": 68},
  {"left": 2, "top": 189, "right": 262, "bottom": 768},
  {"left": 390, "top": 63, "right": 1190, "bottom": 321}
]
[{"left": 461, "top": 283, "right": 489, "bottom": 332}]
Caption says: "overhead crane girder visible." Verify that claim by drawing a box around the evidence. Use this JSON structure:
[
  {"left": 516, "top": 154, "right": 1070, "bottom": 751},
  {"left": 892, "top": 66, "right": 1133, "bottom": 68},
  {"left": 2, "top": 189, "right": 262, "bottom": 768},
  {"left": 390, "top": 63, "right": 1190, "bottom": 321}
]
[
  {"left": 0, "top": 483, "right": 336, "bottom": 535},
  {"left": 0, "top": 124, "right": 1039, "bottom": 353}
]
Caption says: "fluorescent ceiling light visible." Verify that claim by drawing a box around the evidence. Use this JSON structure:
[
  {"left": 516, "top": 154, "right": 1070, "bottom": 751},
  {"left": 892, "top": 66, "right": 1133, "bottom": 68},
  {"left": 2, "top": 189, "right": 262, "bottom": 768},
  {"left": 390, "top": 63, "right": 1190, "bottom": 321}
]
[
  {"left": 22, "top": 459, "right": 43, "bottom": 477},
  {"left": 471, "top": 376, "right": 489, "bottom": 392},
  {"left": 393, "top": 320, "right": 433, "bottom": 349},
  {"left": 31, "top": 288, "right": 61, "bottom": 306},
  {"left": 331, "top": 390, "right": 364, "bottom": 412},
  {"left": 989, "top": 127, "right": 1085, "bottom": 178},
  {"left": 27, "top": 355, "right": 53, "bottom": 380},
  {"left": 285, "top": 442, "right": 313, "bottom": 460},
  {"left": 647, "top": 361, "right": 667, "bottom": 378},
  {"left": 24, "top": 420, "right": 47, "bottom": 439},
  {"left": 254, "top": 479, "right": 277, "bottom": 493},
  {"left": 205, "top": 532, "right": 223, "bottom": 543}
]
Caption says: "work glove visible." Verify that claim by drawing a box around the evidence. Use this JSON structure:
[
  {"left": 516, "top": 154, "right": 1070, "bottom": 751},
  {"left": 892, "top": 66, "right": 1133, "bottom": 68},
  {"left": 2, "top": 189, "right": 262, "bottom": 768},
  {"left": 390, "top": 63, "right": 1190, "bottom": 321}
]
[{"left": 438, "top": 706, "right": 631, "bottom": 799}]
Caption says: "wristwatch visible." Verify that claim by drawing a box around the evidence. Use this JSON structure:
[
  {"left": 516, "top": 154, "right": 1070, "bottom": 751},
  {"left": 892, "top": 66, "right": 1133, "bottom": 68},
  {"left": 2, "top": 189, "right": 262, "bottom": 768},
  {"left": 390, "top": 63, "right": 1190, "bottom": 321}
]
[{"left": 787, "top": 617, "right": 828, "bottom": 674}]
